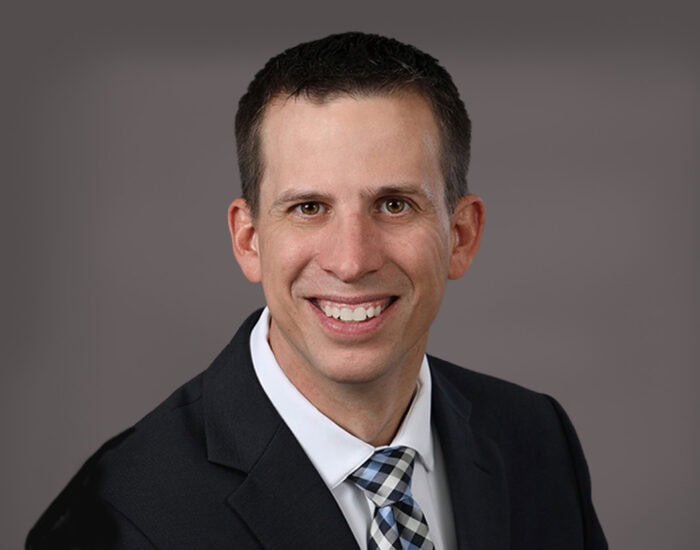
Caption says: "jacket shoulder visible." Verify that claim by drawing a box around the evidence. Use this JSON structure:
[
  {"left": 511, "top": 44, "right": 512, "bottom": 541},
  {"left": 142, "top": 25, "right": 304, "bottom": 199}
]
[
  {"left": 26, "top": 312, "right": 265, "bottom": 549},
  {"left": 428, "top": 355, "right": 608, "bottom": 549},
  {"left": 429, "top": 354, "right": 586, "bottom": 457},
  {"left": 428, "top": 355, "right": 557, "bottom": 428},
  {"left": 26, "top": 369, "right": 208, "bottom": 549}
]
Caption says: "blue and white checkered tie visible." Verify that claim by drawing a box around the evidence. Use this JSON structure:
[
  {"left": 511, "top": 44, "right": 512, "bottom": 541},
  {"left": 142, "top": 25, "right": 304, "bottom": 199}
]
[{"left": 349, "top": 446, "right": 434, "bottom": 550}]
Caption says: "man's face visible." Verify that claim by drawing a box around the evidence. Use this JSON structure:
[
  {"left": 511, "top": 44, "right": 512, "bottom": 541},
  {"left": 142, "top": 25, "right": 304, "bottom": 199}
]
[{"left": 230, "top": 92, "right": 482, "bottom": 393}]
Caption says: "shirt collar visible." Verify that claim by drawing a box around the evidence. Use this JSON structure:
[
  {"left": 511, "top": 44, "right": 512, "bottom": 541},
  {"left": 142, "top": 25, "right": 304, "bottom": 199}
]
[{"left": 249, "top": 307, "right": 434, "bottom": 489}]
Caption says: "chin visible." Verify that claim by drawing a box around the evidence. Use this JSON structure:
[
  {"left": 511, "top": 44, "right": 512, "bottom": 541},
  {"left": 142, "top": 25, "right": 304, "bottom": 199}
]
[{"left": 310, "top": 349, "right": 403, "bottom": 386}]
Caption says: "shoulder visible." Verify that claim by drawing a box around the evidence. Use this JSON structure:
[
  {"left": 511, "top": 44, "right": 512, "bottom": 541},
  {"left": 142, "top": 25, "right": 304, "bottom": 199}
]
[
  {"left": 96, "top": 308, "right": 263, "bottom": 492},
  {"left": 27, "top": 372, "right": 209, "bottom": 549},
  {"left": 428, "top": 354, "right": 578, "bottom": 452},
  {"left": 26, "top": 312, "right": 262, "bottom": 549},
  {"left": 99, "top": 370, "right": 209, "bottom": 493},
  {"left": 428, "top": 354, "right": 557, "bottom": 415},
  {"left": 428, "top": 355, "right": 608, "bottom": 548}
]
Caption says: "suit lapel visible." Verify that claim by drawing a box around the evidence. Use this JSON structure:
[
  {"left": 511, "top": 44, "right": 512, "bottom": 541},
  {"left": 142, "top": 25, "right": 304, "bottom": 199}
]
[
  {"left": 430, "top": 359, "right": 510, "bottom": 550},
  {"left": 228, "top": 423, "right": 359, "bottom": 550},
  {"left": 202, "top": 311, "right": 358, "bottom": 550}
]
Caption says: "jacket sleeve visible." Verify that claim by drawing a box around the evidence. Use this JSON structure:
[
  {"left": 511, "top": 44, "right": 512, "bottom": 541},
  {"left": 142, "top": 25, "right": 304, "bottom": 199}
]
[{"left": 546, "top": 395, "right": 608, "bottom": 550}]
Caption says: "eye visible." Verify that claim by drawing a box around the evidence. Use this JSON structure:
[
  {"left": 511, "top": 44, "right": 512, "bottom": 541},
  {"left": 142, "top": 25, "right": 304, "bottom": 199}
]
[
  {"left": 380, "top": 198, "right": 411, "bottom": 215},
  {"left": 294, "top": 202, "right": 325, "bottom": 216}
]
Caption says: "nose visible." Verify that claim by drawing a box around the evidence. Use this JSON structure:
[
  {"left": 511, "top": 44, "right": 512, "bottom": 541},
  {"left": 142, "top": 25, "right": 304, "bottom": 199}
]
[{"left": 317, "top": 213, "right": 383, "bottom": 282}]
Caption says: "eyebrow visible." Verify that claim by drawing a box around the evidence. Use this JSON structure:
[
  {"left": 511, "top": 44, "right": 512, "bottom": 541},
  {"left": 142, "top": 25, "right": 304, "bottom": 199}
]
[
  {"left": 271, "top": 182, "right": 434, "bottom": 209},
  {"left": 270, "top": 190, "right": 335, "bottom": 210},
  {"left": 368, "top": 183, "right": 434, "bottom": 201}
]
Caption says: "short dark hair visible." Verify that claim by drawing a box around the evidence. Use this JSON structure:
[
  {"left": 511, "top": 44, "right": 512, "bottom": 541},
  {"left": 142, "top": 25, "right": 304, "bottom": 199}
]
[{"left": 235, "top": 32, "right": 471, "bottom": 216}]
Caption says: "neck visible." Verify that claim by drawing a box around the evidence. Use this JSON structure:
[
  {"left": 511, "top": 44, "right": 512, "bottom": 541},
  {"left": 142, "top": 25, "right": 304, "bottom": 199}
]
[{"left": 302, "top": 376, "right": 419, "bottom": 446}]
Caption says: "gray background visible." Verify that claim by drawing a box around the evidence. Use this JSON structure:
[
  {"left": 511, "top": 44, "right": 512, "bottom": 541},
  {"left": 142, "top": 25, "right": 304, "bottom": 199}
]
[{"left": 3, "top": 1, "right": 698, "bottom": 548}]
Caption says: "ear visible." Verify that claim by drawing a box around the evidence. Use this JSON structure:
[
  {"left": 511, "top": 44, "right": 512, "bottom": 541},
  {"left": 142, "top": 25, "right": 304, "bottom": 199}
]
[
  {"left": 448, "top": 194, "right": 485, "bottom": 280},
  {"left": 228, "top": 198, "right": 262, "bottom": 283}
]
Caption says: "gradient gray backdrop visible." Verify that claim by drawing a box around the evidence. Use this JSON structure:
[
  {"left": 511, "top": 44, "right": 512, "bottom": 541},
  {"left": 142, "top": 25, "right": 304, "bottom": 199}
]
[{"left": 3, "top": 2, "right": 698, "bottom": 548}]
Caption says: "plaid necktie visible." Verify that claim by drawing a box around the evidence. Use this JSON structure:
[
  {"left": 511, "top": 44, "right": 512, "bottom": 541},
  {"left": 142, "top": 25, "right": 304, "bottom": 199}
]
[{"left": 349, "top": 446, "right": 435, "bottom": 550}]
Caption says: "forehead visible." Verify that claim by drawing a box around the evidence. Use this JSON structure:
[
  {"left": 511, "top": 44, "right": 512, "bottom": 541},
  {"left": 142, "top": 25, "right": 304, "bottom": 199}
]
[
  {"left": 257, "top": 92, "right": 442, "bottom": 193},
  {"left": 260, "top": 90, "right": 438, "bottom": 139}
]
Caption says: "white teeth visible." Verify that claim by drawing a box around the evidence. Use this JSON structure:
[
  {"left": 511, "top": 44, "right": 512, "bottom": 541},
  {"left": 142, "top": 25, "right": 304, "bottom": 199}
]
[
  {"left": 352, "top": 307, "right": 366, "bottom": 321},
  {"left": 320, "top": 302, "right": 384, "bottom": 322}
]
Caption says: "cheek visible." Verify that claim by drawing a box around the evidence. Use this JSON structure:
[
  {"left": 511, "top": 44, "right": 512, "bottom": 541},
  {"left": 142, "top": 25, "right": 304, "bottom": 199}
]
[
  {"left": 258, "top": 232, "right": 316, "bottom": 289},
  {"left": 394, "top": 226, "right": 451, "bottom": 278}
]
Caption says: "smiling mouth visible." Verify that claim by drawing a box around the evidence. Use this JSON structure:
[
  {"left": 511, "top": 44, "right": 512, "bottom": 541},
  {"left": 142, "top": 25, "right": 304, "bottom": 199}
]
[{"left": 311, "top": 297, "right": 397, "bottom": 323}]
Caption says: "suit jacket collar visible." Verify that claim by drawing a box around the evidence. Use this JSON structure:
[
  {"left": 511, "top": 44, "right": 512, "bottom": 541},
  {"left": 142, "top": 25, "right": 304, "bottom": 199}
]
[
  {"left": 430, "top": 357, "right": 510, "bottom": 550},
  {"left": 202, "top": 310, "right": 359, "bottom": 549}
]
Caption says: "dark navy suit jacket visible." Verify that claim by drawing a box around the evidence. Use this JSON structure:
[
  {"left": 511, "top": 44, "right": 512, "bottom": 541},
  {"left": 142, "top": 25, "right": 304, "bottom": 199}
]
[{"left": 27, "top": 310, "right": 607, "bottom": 549}]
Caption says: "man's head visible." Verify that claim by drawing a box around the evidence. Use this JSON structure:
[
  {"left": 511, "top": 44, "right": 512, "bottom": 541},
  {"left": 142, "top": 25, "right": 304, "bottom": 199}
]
[
  {"left": 235, "top": 32, "right": 471, "bottom": 217},
  {"left": 229, "top": 33, "right": 483, "bottom": 434}
]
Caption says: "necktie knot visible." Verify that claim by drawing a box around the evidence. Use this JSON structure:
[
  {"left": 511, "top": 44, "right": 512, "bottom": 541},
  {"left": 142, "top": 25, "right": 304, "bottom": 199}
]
[
  {"left": 349, "top": 446, "right": 434, "bottom": 550},
  {"left": 349, "top": 446, "right": 418, "bottom": 508}
]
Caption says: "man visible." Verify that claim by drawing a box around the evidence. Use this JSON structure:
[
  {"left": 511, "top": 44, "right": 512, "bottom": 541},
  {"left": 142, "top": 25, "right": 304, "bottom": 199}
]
[{"left": 27, "top": 32, "right": 607, "bottom": 549}]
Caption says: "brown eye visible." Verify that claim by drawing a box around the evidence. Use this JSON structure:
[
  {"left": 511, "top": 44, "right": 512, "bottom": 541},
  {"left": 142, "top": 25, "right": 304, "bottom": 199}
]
[
  {"left": 296, "top": 202, "right": 323, "bottom": 216},
  {"left": 382, "top": 198, "right": 409, "bottom": 215}
]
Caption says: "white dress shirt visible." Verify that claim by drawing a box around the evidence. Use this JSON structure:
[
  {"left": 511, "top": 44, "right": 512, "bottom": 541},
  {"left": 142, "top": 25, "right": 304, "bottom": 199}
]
[{"left": 250, "top": 307, "right": 456, "bottom": 549}]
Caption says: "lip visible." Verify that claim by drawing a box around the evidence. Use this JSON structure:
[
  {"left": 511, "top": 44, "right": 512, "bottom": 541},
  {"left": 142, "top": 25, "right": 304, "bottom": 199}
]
[
  {"left": 310, "top": 294, "right": 395, "bottom": 306},
  {"left": 306, "top": 295, "right": 398, "bottom": 337}
]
